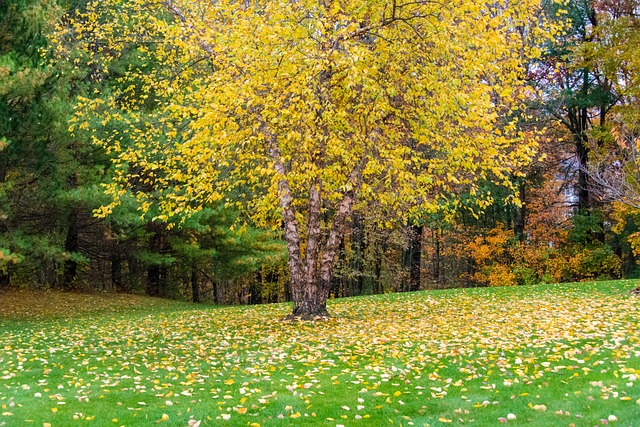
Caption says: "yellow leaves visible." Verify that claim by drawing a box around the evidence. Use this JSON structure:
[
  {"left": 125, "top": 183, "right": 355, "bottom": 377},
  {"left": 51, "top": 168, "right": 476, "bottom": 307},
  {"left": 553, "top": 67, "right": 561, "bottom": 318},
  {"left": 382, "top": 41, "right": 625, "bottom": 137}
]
[
  {"left": 529, "top": 403, "right": 547, "bottom": 411},
  {"left": 59, "top": 0, "right": 549, "bottom": 229},
  {"left": 223, "top": 379, "right": 235, "bottom": 385},
  {"left": 155, "top": 413, "right": 170, "bottom": 423},
  {"left": 3, "top": 279, "right": 639, "bottom": 424}
]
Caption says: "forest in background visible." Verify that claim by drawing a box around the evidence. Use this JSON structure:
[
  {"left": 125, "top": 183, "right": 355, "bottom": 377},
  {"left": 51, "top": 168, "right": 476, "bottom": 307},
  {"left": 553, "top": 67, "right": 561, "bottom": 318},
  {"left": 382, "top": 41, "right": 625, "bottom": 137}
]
[{"left": 1, "top": 0, "right": 639, "bottom": 305}]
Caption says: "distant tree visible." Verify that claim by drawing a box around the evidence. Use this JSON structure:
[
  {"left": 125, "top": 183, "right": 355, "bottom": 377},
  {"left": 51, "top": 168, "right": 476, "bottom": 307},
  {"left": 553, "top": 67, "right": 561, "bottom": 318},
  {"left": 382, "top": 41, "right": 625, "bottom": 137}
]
[{"left": 532, "top": 0, "right": 622, "bottom": 213}]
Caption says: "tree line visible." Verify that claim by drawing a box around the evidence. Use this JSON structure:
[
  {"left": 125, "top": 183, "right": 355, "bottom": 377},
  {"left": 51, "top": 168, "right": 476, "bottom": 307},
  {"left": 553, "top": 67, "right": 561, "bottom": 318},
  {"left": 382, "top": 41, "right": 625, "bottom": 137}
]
[{"left": 1, "top": 0, "right": 639, "bottom": 317}]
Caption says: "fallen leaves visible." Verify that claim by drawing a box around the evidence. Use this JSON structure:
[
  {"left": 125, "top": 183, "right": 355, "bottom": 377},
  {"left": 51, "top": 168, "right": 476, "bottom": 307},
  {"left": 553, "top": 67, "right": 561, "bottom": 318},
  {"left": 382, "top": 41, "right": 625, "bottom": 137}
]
[{"left": 1, "top": 281, "right": 639, "bottom": 425}]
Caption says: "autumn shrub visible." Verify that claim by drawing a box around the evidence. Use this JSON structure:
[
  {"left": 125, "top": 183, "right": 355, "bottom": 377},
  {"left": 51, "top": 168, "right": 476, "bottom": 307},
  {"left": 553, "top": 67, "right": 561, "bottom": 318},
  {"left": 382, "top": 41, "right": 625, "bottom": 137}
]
[
  {"left": 512, "top": 266, "right": 538, "bottom": 286},
  {"left": 468, "top": 225, "right": 520, "bottom": 286},
  {"left": 478, "top": 264, "right": 518, "bottom": 286},
  {"left": 572, "top": 246, "right": 621, "bottom": 280}
]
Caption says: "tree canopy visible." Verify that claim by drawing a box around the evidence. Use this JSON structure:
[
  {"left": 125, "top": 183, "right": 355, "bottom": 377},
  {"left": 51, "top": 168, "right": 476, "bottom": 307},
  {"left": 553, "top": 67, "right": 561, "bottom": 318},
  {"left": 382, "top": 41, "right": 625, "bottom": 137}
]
[{"left": 60, "top": 0, "right": 561, "bottom": 317}]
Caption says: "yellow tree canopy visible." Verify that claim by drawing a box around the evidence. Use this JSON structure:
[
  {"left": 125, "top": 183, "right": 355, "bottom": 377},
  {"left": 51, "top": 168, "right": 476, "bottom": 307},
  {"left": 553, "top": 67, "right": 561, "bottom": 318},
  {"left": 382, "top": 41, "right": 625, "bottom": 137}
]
[
  {"left": 62, "top": 0, "right": 555, "bottom": 223},
  {"left": 57, "top": 0, "right": 560, "bottom": 316}
]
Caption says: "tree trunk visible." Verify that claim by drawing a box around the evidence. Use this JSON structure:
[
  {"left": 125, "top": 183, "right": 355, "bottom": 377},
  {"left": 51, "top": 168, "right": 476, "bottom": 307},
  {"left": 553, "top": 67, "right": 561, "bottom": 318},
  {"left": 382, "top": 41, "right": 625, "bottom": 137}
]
[
  {"left": 373, "top": 247, "right": 383, "bottom": 294},
  {"left": 515, "top": 181, "right": 526, "bottom": 242},
  {"left": 0, "top": 151, "right": 8, "bottom": 289},
  {"left": 284, "top": 191, "right": 354, "bottom": 320},
  {"left": 408, "top": 224, "right": 422, "bottom": 292},
  {"left": 0, "top": 272, "right": 9, "bottom": 289},
  {"left": 63, "top": 207, "right": 79, "bottom": 289},
  {"left": 576, "top": 133, "right": 590, "bottom": 211},
  {"left": 191, "top": 264, "right": 200, "bottom": 303},
  {"left": 147, "top": 264, "right": 161, "bottom": 297},
  {"left": 433, "top": 227, "right": 442, "bottom": 286},
  {"left": 146, "top": 224, "right": 166, "bottom": 297},
  {"left": 354, "top": 214, "right": 365, "bottom": 295},
  {"left": 212, "top": 279, "right": 219, "bottom": 304},
  {"left": 264, "top": 120, "right": 357, "bottom": 320},
  {"left": 111, "top": 252, "right": 123, "bottom": 292}
]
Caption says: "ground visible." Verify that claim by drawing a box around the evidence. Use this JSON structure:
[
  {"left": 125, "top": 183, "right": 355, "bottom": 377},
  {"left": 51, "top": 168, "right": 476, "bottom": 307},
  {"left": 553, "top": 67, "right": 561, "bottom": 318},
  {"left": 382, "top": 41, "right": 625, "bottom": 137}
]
[{"left": 1, "top": 280, "right": 640, "bottom": 426}]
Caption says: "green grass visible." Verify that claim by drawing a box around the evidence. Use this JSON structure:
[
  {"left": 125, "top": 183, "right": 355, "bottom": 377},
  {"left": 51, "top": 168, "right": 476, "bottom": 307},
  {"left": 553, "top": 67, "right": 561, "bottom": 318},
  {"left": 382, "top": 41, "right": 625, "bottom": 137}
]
[{"left": 1, "top": 280, "right": 640, "bottom": 426}]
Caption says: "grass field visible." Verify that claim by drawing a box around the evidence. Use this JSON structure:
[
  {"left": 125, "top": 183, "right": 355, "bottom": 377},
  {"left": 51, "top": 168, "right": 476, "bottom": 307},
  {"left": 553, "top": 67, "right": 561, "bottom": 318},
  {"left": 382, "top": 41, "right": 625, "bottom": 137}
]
[{"left": 1, "top": 280, "right": 640, "bottom": 426}]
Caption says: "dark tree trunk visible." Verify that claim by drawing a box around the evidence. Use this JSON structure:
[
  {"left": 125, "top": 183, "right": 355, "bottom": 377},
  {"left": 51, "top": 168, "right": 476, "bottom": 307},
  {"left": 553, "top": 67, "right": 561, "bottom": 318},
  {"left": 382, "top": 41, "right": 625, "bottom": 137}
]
[
  {"left": 515, "top": 181, "right": 526, "bottom": 242},
  {"left": 576, "top": 134, "right": 590, "bottom": 211},
  {"left": 212, "top": 280, "right": 219, "bottom": 304},
  {"left": 401, "top": 245, "right": 410, "bottom": 292},
  {"left": 191, "top": 264, "right": 200, "bottom": 303},
  {"left": 146, "top": 224, "right": 166, "bottom": 297},
  {"left": 0, "top": 151, "right": 8, "bottom": 289},
  {"left": 373, "top": 249, "right": 383, "bottom": 294},
  {"left": 283, "top": 276, "right": 291, "bottom": 302},
  {"left": 111, "top": 252, "right": 122, "bottom": 292},
  {"left": 409, "top": 224, "right": 423, "bottom": 292},
  {"left": 61, "top": 172, "right": 80, "bottom": 289},
  {"left": 147, "top": 264, "right": 161, "bottom": 297},
  {"left": 63, "top": 207, "right": 79, "bottom": 289},
  {"left": 353, "top": 214, "right": 365, "bottom": 295},
  {"left": 0, "top": 151, "right": 7, "bottom": 183},
  {"left": 0, "top": 272, "right": 9, "bottom": 289},
  {"left": 433, "top": 227, "right": 442, "bottom": 286}
]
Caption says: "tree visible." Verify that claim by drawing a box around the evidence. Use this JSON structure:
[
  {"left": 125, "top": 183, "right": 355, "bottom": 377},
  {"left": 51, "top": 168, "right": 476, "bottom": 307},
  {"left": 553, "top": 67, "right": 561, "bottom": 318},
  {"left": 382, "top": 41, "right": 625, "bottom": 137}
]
[
  {"left": 0, "top": 0, "right": 70, "bottom": 288},
  {"left": 64, "top": 0, "right": 556, "bottom": 318},
  {"left": 576, "top": 0, "right": 640, "bottom": 274},
  {"left": 580, "top": 0, "right": 640, "bottom": 207},
  {"left": 532, "top": 0, "right": 623, "bottom": 214}
]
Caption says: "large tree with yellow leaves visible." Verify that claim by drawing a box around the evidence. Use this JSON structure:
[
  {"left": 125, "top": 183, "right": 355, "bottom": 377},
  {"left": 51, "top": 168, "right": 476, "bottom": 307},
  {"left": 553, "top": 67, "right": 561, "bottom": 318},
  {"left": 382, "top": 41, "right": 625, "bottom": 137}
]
[{"left": 59, "top": 0, "right": 556, "bottom": 318}]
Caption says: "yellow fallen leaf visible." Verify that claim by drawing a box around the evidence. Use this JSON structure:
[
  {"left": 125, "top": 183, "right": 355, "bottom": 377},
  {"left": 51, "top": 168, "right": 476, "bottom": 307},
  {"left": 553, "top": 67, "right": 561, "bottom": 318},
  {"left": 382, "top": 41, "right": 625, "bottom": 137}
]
[
  {"left": 155, "top": 413, "right": 169, "bottom": 423},
  {"left": 439, "top": 418, "right": 452, "bottom": 423},
  {"left": 224, "top": 379, "right": 234, "bottom": 385},
  {"left": 236, "top": 407, "right": 247, "bottom": 414},
  {"left": 249, "top": 423, "right": 261, "bottom": 427},
  {"left": 394, "top": 391, "right": 402, "bottom": 397}
]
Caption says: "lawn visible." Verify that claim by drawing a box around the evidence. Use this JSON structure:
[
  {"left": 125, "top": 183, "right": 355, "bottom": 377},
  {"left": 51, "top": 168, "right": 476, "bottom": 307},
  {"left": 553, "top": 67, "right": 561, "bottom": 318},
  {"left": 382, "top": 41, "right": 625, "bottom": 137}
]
[{"left": 1, "top": 280, "right": 640, "bottom": 426}]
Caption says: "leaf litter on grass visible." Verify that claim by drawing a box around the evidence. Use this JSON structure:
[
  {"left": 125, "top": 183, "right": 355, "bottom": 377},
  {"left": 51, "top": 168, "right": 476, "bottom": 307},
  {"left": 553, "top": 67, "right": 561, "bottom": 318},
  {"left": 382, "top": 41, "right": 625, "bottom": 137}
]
[{"left": 1, "top": 281, "right": 640, "bottom": 426}]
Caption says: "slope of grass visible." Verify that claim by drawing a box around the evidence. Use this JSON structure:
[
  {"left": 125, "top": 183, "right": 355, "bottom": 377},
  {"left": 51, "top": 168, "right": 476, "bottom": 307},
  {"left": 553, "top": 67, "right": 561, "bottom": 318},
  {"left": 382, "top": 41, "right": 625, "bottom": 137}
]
[
  {"left": 1, "top": 280, "right": 640, "bottom": 426},
  {"left": 0, "top": 289, "right": 193, "bottom": 322}
]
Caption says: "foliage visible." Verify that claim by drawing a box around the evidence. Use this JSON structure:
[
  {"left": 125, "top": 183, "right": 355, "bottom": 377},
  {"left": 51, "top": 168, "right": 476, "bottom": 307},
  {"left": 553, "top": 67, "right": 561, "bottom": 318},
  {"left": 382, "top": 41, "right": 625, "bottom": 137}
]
[
  {"left": 58, "top": 0, "right": 562, "bottom": 315},
  {"left": 467, "top": 225, "right": 519, "bottom": 286},
  {"left": 0, "top": 0, "right": 636, "bottom": 299},
  {"left": 580, "top": 0, "right": 640, "bottom": 213},
  {"left": 1, "top": 280, "right": 640, "bottom": 425}
]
